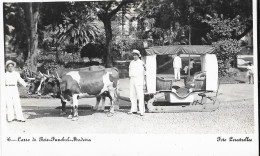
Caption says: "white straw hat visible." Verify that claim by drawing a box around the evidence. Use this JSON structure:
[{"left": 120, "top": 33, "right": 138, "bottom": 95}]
[
  {"left": 132, "top": 49, "right": 141, "bottom": 57},
  {"left": 5, "top": 60, "right": 16, "bottom": 68}
]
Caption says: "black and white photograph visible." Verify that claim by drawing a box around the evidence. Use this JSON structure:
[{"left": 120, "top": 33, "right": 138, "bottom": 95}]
[{"left": 0, "top": 0, "right": 258, "bottom": 156}]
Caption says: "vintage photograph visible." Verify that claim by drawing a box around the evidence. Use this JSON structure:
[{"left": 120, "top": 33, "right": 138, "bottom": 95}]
[{"left": 0, "top": 0, "right": 258, "bottom": 155}]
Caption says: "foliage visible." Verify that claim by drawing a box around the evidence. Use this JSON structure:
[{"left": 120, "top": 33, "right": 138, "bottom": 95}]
[
  {"left": 4, "top": 0, "right": 253, "bottom": 70},
  {"left": 201, "top": 12, "right": 248, "bottom": 76},
  {"left": 4, "top": 3, "right": 30, "bottom": 60},
  {"left": 64, "top": 61, "right": 100, "bottom": 69},
  {"left": 112, "top": 36, "right": 135, "bottom": 57},
  {"left": 213, "top": 39, "right": 241, "bottom": 75},
  {"left": 202, "top": 14, "right": 245, "bottom": 41},
  {"left": 55, "top": 14, "right": 103, "bottom": 48},
  {"left": 5, "top": 54, "right": 25, "bottom": 69},
  {"left": 80, "top": 43, "right": 105, "bottom": 59},
  {"left": 36, "top": 51, "right": 83, "bottom": 72},
  {"left": 51, "top": 2, "right": 104, "bottom": 48},
  {"left": 39, "top": 2, "right": 106, "bottom": 65},
  {"left": 138, "top": 0, "right": 182, "bottom": 29},
  {"left": 136, "top": 0, "right": 252, "bottom": 44},
  {"left": 37, "top": 51, "right": 82, "bottom": 63}
]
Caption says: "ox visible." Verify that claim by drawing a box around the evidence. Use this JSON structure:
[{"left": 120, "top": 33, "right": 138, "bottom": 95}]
[{"left": 40, "top": 67, "right": 119, "bottom": 121}]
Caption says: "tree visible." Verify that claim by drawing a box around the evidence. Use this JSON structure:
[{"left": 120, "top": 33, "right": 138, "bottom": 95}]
[
  {"left": 5, "top": 0, "right": 252, "bottom": 70},
  {"left": 90, "top": 1, "right": 135, "bottom": 67},
  {"left": 26, "top": 3, "right": 40, "bottom": 72},
  {"left": 4, "top": 3, "right": 29, "bottom": 62},
  {"left": 39, "top": 2, "right": 107, "bottom": 64},
  {"left": 136, "top": 0, "right": 252, "bottom": 45},
  {"left": 54, "top": 2, "right": 104, "bottom": 49},
  {"left": 4, "top": 2, "right": 41, "bottom": 71},
  {"left": 198, "top": 0, "right": 252, "bottom": 75},
  {"left": 35, "top": 2, "right": 105, "bottom": 67}
]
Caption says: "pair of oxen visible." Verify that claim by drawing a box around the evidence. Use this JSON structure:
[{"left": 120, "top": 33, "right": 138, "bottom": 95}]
[{"left": 26, "top": 66, "right": 119, "bottom": 121}]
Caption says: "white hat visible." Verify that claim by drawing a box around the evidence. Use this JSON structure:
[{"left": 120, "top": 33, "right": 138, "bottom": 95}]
[
  {"left": 132, "top": 49, "right": 141, "bottom": 57},
  {"left": 6, "top": 60, "right": 16, "bottom": 68}
]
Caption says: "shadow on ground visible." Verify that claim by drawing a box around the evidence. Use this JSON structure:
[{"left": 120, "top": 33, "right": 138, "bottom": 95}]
[{"left": 23, "top": 105, "right": 98, "bottom": 119}]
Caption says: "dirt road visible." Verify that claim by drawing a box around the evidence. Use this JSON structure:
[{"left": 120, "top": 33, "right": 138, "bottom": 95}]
[{"left": 5, "top": 95, "right": 254, "bottom": 134}]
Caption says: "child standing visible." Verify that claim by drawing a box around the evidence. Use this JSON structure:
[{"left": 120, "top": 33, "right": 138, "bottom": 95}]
[{"left": 246, "top": 62, "right": 254, "bottom": 84}]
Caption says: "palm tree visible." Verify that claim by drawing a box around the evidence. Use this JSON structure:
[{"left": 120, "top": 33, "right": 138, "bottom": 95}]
[{"left": 55, "top": 11, "right": 104, "bottom": 49}]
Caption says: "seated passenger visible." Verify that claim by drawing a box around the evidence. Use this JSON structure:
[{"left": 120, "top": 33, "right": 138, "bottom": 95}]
[{"left": 183, "top": 58, "right": 195, "bottom": 74}]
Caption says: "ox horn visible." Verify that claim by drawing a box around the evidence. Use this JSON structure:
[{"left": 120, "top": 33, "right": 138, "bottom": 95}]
[
  {"left": 55, "top": 71, "right": 62, "bottom": 82},
  {"left": 39, "top": 71, "right": 44, "bottom": 77},
  {"left": 43, "top": 73, "right": 51, "bottom": 78},
  {"left": 27, "top": 77, "right": 36, "bottom": 80}
]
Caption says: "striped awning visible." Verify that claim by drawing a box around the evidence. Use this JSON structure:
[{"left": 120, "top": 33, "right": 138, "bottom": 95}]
[{"left": 145, "top": 45, "right": 215, "bottom": 56}]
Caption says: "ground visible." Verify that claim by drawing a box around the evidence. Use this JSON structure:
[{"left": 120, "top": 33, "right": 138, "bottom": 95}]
[{"left": 5, "top": 80, "right": 255, "bottom": 134}]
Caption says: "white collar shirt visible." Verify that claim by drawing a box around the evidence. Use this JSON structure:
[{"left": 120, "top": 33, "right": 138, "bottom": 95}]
[
  {"left": 129, "top": 59, "right": 145, "bottom": 78},
  {"left": 5, "top": 71, "right": 27, "bottom": 87}
]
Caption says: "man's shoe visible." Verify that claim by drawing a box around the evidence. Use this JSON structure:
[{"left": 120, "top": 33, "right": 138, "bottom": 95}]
[
  {"left": 17, "top": 120, "right": 25, "bottom": 122},
  {"left": 127, "top": 112, "right": 137, "bottom": 115}
]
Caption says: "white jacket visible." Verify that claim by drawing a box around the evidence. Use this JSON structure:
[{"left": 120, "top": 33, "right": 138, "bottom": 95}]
[
  {"left": 129, "top": 59, "right": 146, "bottom": 85},
  {"left": 5, "top": 71, "right": 27, "bottom": 100},
  {"left": 5, "top": 71, "right": 27, "bottom": 87},
  {"left": 173, "top": 56, "right": 182, "bottom": 69}
]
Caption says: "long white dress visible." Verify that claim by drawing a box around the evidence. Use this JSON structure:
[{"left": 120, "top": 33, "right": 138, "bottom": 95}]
[{"left": 5, "top": 71, "right": 28, "bottom": 121}]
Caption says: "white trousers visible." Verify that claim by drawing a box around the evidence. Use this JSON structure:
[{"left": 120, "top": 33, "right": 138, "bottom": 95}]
[
  {"left": 129, "top": 78, "right": 145, "bottom": 114},
  {"left": 174, "top": 68, "right": 181, "bottom": 80},
  {"left": 6, "top": 86, "right": 25, "bottom": 121}
]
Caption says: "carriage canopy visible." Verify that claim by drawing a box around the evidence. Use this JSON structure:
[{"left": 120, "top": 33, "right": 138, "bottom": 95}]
[{"left": 144, "top": 45, "right": 215, "bottom": 56}]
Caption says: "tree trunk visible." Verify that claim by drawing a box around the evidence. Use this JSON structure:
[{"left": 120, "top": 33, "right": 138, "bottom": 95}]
[
  {"left": 103, "top": 18, "right": 113, "bottom": 68},
  {"left": 233, "top": 55, "right": 238, "bottom": 68},
  {"left": 27, "top": 3, "right": 40, "bottom": 72},
  {"left": 96, "top": 1, "right": 129, "bottom": 67}
]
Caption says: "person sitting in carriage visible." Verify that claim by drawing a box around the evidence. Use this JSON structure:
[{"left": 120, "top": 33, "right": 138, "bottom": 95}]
[{"left": 183, "top": 58, "right": 195, "bottom": 74}]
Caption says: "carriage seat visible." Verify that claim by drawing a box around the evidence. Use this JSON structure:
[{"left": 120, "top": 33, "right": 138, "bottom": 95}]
[
  {"left": 156, "top": 76, "right": 173, "bottom": 91},
  {"left": 185, "top": 71, "right": 206, "bottom": 90},
  {"left": 156, "top": 76, "right": 194, "bottom": 98},
  {"left": 171, "top": 86, "right": 193, "bottom": 99}
]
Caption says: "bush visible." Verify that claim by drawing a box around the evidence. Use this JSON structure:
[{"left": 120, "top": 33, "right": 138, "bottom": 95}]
[
  {"left": 36, "top": 51, "right": 85, "bottom": 72},
  {"left": 213, "top": 39, "right": 241, "bottom": 76},
  {"left": 64, "top": 61, "right": 101, "bottom": 69}
]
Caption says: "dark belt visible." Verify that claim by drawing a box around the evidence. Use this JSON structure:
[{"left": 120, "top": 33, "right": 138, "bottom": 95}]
[{"left": 5, "top": 85, "right": 16, "bottom": 86}]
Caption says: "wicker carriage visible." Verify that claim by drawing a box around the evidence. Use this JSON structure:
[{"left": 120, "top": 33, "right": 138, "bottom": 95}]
[{"left": 143, "top": 45, "right": 220, "bottom": 113}]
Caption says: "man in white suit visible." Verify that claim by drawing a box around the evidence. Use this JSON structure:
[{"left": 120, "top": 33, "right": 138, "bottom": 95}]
[
  {"left": 5, "top": 60, "right": 29, "bottom": 122},
  {"left": 173, "top": 53, "right": 182, "bottom": 81},
  {"left": 128, "top": 50, "right": 146, "bottom": 116}
]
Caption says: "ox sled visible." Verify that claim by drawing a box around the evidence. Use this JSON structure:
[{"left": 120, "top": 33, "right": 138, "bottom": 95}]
[
  {"left": 27, "top": 65, "right": 120, "bottom": 121},
  {"left": 119, "top": 45, "right": 220, "bottom": 113}
]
